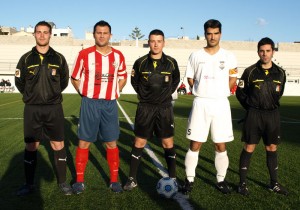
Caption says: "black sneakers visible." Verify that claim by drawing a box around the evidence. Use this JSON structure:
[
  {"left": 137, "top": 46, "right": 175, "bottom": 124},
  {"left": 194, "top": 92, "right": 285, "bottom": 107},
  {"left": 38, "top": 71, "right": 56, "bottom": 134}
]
[
  {"left": 16, "top": 184, "right": 35, "bottom": 196},
  {"left": 110, "top": 182, "right": 123, "bottom": 193},
  {"left": 181, "top": 178, "right": 194, "bottom": 195},
  {"left": 216, "top": 181, "right": 231, "bottom": 194},
  {"left": 238, "top": 182, "right": 249, "bottom": 196},
  {"left": 269, "top": 182, "right": 288, "bottom": 195},
  {"left": 72, "top": 182, "right": 85, "bottom": 194},
  {"left": 123, "top": 177, "right": 137, "bottom": 191},
  {"left": 58, "top": 182, "right": 73, "bottom": 195}
]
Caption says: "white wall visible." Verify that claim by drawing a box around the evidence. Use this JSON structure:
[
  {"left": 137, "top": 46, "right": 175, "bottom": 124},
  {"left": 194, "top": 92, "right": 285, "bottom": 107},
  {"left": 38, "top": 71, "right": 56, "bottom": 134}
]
[{"left": 3, "top": 74, "right": 299, "bottom": 96}]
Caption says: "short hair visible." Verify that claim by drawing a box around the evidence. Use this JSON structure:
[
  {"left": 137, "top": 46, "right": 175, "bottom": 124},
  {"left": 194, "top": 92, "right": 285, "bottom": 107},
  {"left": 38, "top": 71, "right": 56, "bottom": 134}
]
[
  {"left": 34, "top": 21, "right": 52, "bottom": 34},
  {"left": 257, "top": 37, "right": 275, "bottom": 51},
  {"left": 204, "top": 19, "right": 222, "bottom": 33},
  {"left": 93, "top": 20, "right": 111, "bottom": 34},
  {"left": 148, "top": 29, "right": 165, "bottom": 40}
]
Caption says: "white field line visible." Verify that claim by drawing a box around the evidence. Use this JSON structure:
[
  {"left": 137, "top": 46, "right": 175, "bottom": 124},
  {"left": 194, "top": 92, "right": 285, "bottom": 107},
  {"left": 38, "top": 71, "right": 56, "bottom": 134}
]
[
  {"left": 0, "top": 100, "right": 21, "bottom": 107},
  {"left": 116, "top": 101, "right": 194, "bottom": 210}
]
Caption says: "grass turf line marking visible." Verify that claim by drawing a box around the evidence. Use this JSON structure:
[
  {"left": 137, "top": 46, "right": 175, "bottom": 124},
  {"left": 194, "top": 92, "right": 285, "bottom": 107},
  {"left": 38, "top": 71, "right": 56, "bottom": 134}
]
[
  {"left": 117, "top": 101, "right": 194, "bottom": 210},
  {"left": 0, "top": 100, "right": 21, "bottom": 107}
]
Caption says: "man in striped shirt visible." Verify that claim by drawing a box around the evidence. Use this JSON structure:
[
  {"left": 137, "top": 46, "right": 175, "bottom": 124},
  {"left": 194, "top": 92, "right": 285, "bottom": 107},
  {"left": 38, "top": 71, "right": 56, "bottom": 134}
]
[{"left": 71, "top": 20, "right": 127, "bottom": 193}]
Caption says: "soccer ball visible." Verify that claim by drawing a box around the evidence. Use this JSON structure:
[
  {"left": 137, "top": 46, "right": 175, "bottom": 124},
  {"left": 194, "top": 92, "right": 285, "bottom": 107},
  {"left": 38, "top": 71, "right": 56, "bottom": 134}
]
[{"left": 156, "top": 177, "right": 178, "bottom": 198}]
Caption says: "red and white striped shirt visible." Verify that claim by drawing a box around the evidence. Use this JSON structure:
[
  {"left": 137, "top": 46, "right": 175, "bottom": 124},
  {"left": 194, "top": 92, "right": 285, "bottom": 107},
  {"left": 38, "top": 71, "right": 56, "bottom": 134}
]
[{"left": 71, "top": 46, "right": 127, "bottom": 100}]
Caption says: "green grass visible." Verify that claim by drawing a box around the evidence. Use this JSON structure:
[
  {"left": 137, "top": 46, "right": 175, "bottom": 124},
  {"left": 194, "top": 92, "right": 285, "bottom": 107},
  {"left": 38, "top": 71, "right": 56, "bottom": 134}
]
[{"left": 0, "top": 93, "right": 299, "bottom": 210}]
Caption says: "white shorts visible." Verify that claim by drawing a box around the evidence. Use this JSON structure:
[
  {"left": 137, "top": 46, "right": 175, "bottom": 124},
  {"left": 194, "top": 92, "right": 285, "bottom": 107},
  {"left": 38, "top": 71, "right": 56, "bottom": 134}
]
[{"left": 186, "top": 97, "right": 234, "bottom": 143}]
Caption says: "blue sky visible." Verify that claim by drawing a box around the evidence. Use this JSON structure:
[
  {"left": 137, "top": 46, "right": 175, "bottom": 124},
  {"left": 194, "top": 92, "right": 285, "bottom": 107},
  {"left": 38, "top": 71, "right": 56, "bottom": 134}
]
[{"left": 1, "top": 0, "right": 299, "bottom": 43}]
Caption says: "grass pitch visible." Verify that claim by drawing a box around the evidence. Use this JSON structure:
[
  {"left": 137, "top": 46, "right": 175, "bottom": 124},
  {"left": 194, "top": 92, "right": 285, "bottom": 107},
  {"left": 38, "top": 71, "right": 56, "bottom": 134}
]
[{"left": 0, "top": 93, "right": 299, "bottom": 210}]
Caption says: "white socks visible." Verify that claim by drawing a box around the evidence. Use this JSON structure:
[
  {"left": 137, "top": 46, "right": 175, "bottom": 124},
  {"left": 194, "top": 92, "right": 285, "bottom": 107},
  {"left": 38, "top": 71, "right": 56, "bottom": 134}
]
[
  {"left": 185, "top": 149, "right": 229, "bottom": 183},
  {"left": 185, "top": 149, "right": 199, "bottom": 182},
  {"left": 215, "top": 150, "right": 229, "bottom": 183}
]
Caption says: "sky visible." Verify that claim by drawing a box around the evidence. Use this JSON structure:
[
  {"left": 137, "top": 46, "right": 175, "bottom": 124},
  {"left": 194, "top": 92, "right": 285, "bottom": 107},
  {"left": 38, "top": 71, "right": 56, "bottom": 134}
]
[{"left": 1, "top": 0, "right": 300, "bottom": 43}]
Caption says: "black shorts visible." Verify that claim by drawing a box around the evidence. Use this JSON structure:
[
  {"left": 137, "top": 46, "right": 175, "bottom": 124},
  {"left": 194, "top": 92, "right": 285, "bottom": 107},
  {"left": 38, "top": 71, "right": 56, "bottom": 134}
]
[
  {"left": 24, "top": 104, "right": 65, "bottom": 143},
  {"left": 241, "top": 108, "right": 281, "bottom": 145},
  {"left": 134, "top": 103, "right": 174, "bottom": 139}
]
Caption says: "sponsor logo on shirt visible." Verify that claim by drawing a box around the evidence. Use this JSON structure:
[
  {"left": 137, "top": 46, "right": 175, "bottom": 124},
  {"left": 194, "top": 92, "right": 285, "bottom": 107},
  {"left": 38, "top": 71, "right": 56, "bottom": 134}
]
[{"left": 204, "top": 75, "right": 215, "bottom": 79}]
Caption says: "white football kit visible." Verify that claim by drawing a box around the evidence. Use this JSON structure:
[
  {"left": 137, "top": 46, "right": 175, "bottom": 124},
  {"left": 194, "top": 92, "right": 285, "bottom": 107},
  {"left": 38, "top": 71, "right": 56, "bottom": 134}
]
[{"left": 185, "top": 48, "right": 237, "bottom": 142}]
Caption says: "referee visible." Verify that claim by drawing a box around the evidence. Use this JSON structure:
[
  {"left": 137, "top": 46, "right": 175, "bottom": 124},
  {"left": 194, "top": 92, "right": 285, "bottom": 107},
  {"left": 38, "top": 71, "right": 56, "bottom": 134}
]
[
  {"left": 15, "top": 21, "right": 72, "bottom": 196},
  {"left": 236, "top": 37, "right": 288, "bottom": 196},
  {"left": 123, "top": 29, "right": 180, "bottom": 191}
]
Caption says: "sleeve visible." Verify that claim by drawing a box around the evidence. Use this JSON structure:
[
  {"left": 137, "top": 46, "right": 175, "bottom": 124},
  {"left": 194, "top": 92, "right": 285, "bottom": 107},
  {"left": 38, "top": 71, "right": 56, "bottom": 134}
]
[
  {"left": 15, "top": 55, "right": 26, "bottom": 94},
  {"left": 71, "top": 52, "right": 83, "bottom": 80},
  {"left": 185, "top": 53, "right": 195, "bottom": 79},
  {"left": 236, "top": 69, "right": 250, "bottom": 110},
  {"left": 280, "top": 69, "right": 286, "bottom": 97},
  {"left": 60, "top": 56, "right": 69, "bottom": 91},
  {"left": 117, "top": 52, "right": 127, "bottom": 80},
  {"left": 131, "top": 60, "right": 140, "bottom": 94},
  {"left": 172, "top": 59, "right": 180, "bottom": 94},
  {"left": 229, "top": 52, "right": 238, "bottom": 78}
]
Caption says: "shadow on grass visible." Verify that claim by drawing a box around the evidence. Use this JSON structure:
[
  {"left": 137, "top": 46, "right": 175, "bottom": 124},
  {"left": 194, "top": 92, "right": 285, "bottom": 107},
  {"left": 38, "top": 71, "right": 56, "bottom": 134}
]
[{"left": 0, "top": 150, "right": 54, "bottom": 210}]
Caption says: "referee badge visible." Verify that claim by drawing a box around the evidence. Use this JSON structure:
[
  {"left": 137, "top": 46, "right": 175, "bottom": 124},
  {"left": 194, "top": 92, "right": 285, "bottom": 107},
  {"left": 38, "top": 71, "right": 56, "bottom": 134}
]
[
  {"left": 238, "top": 80, "right": 244, "bottom": 88},
  {"left": 165, "top": 75, "right": 169, "bottom": 82},
  {"left": 52, "top": 69, "right": 57, "bottom": 76},
  {"left": 15, "top": 69, "right": 20, "bottom": 77},
  {"left": 131, "top": 69, "right": 135, "bottom": 77},
  {"left": 276, "top": 84, "right": 280, "bottom": 92}
]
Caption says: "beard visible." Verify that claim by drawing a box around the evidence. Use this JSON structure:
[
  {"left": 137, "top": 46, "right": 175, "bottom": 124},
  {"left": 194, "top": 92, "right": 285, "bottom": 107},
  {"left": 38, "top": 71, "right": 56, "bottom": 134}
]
[{"left": 36, "top": 40, "right": 50, "bottom": 47}]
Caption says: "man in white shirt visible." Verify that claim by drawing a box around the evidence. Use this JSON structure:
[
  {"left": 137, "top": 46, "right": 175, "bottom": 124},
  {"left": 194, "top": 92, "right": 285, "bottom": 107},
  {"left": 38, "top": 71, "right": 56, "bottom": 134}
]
[{"left": 182, "top": 19, "right": 238, "bottom": 194}]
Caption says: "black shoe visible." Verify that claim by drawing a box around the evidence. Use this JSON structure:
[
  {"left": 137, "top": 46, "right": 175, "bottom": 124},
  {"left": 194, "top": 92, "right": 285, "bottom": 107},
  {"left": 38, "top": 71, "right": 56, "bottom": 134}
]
[
  {"left": 181, "top": 178, "right": 194, "bottom": 195},
  {"left": 123, "top": 177, "right": 137, "bottom": 191},
  {"left": 16, "top": 184, "right": 35, "bottom": 196},
  {"left": 269, "top": 182, "right": 288, "bottom": 195},
  {"left": 72, "top": 182, "right": 85, "bottom": 194},
  {"left": 216, "top": 181, "right": 231, "bottom": 194},
  {"left": 238, "top": 182, "right": 249, "bottom": 196},
  {"left": 59, "top": 182, "right": 73, "bottom": 195},
  {"left": 110, "top": 182, "right": 123, "bottom": 193}
]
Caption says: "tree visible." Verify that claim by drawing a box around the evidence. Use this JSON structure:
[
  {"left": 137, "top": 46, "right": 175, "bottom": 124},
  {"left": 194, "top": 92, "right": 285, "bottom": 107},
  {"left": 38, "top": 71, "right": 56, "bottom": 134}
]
[{"left": 129, "top": 27, "right": 145, "bottom": 40}]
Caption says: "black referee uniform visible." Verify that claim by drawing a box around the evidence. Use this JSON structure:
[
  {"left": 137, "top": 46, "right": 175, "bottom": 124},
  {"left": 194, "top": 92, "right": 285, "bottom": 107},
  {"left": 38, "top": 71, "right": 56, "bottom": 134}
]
[
  {"left": 131, "top": 52, "right": 180, "bottom": 139},
  {"left": 15, "top": 46, "right": 69, "bottom": 142},
  {"left": 236, "top": 61, "right": 286, "bottom": 145}
]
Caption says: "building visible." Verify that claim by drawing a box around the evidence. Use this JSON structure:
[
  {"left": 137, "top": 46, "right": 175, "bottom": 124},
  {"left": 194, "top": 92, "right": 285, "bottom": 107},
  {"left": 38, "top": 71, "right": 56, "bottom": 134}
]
[
  {"left": 0, "top": 22, "right": 73, "bottom": 37},
  {"left": 0, "top": 26, "right": 17, "bottom": 35}
]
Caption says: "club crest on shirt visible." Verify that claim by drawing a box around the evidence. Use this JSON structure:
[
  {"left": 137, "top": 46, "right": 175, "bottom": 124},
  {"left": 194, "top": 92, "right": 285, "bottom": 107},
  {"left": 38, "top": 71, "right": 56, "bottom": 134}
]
[
  {"left": 238, "top": 79, "right": 244, "bottom": 88},
  {"left": 113, "top": 61, "right": 119, "bottom": 68},
  {"left": 15, "top": 69, "right": 20, "bottom": 77},
  {"left": 219, "top": 61, "right": 225, "bottom": 70},
  {"left": 52, "top": 69, "right": 57, "bottom": 76}
]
